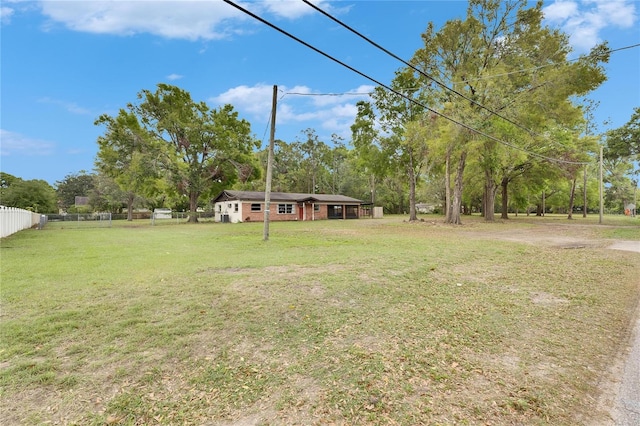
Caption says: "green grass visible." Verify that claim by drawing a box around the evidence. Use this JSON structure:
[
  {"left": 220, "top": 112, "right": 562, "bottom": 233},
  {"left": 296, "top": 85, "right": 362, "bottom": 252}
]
[{"left": 1, "top": 215, "right": 638, "bottom": 425}]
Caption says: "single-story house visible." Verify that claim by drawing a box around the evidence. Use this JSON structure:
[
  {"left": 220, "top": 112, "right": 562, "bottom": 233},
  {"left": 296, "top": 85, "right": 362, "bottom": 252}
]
[{"left": 212, "top": 190, "right": 364, "bottom": 223}]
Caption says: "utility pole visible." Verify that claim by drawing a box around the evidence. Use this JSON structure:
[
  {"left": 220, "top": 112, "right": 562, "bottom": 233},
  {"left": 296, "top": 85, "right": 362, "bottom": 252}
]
[
  {"left": 599, "top": 145, "right": 603, "bottom": 224},
  {"left": 263, "top": 85, "right": 277, "bottom": 241}
]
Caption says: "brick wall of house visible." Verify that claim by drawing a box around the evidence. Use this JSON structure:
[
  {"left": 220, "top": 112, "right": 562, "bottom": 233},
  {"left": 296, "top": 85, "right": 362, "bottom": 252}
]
[
  {"left": 239, "top": 202, "right": 338, "bottom": 221},
  {"left": 240, "top": 202, "right": 299, "bottom": 222},
  {"left": 241, "top": 202, "right": 263, "bottom": 222}
]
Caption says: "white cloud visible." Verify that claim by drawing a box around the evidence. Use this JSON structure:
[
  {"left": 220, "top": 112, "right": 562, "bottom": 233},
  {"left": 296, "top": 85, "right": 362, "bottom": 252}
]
[
  {"left": 39, "top": 1, "right": 241, "bottom": 40},
  {"left": 166, "top": 73, "right": 183, "bottom": 81},
  {"left": 543, "top": 1, "right": 579, "bottom": 22},
  {"left": 262, "top": 0, "right": 332, "bottom": 20},
  {"left": 0, "top": 129, "right": 55, "bottom": 156},
  {"left": 34, "top": 0, "right": 334, "bottom": 40},
  {"left": 1, "top": 6, "right": 15, "bottom": 24},
  {"left": 212, "top": 83, "right": 372, "bottom": 141},
  {"left": 37, "top": 97, "right": 92, "bottom": 115},
  {"left": 543, "top": 0, "right": 638, "bottom": 52},
  {"left": 212, "top": 83, "right": 276, "bottom": 116}
]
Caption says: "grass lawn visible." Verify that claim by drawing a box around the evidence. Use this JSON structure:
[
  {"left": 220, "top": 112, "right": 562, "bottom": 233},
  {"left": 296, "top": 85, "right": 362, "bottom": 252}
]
[{"left": 1, "top": 214, "right": 639, "bottom": 425}]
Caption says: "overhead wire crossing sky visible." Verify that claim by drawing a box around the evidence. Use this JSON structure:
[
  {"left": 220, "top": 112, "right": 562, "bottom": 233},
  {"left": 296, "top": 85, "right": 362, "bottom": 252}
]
[{"left": 223, "top": 0, "right": 592, "bottom": 166}]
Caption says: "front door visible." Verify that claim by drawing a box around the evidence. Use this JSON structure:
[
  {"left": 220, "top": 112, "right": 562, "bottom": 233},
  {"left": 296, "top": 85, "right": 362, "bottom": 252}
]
[{"left": 298, "top": 205, "right": 304, "bottom": 221}]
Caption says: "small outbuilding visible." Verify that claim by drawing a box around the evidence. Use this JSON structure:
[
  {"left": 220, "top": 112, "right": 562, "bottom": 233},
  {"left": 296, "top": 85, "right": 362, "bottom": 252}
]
[{"left": 212, "top": 190, "right": 364, "bottom": 223}]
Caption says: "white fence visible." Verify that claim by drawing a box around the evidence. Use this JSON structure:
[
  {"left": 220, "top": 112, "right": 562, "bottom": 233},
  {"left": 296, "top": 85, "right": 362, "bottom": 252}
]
[{"left": 0, "top": 206, "right": 42, "bottom": 238}]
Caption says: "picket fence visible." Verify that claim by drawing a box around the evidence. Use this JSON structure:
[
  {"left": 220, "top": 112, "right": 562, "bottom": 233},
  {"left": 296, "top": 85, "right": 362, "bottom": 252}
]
[{"left": 0, "top": 206, "right": 43, "bottom": 238}]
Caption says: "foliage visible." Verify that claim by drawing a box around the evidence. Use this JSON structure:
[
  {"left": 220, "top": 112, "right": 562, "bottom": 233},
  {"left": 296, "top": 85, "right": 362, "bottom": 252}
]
[
  {"left": 95, "top": 84, "right": 260, "bottom": 222},
  {"left": 87, "top": 174, "right": 129, "bottom": 214},
  {"left": 0, "top": 173, "right": 57, "bottom": 213},
  {"left": 404, "top": 0, "right": 608, "bottom": 222},
  {"left": 296, "top": 128, "right": 331, "bottom": 194},
  {"left": 603, "top": 158, "right": 636, "bottom": 212},
  {"left": 95, "top": 109, "right": 164, "bottom": 220},
  {"left": 54, "top": 171, "right": 96, "bottom": 212},
  {"left": 136, "top": 84, "right": 260, "bottom": 222},
  {"left": 601, "top": 108, "right": 640, "bottom": 213},
  {"left": 604, "top": 107, "right": 640, "bottom": 161},
  {"left": 251, "top": 134, "right": 365, "bottom": 200}
]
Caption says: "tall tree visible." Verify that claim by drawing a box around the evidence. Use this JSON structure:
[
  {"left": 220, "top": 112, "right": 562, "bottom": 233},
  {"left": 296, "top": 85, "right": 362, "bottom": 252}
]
[
  {"left": 88, "top": 174, "right": 128, "bottom": 214},
  {"left": 363, "top": 68, "right": 434, "bottom": 221},
  {"left": 134, "top": 84, "right": 259, "bottom": 222},
  {"left": 271, "top": 139, "right": 305, "bottom": 193},
  {"left": 328, "top": 136, "right": 349, "bottom": 195},
  {"left": 297, "top": 128, "right": 330, "bottom": 194},
  {"left": 55, "top": 171, "right": 96, "bottom": 212},
  {"left": 408, "top": 0, "right": 608, "bottom": 222},
  {"left": 95, "top": 110, "right": 163, "bottom": 220},
  {"left": 603, "top": 108, "right": 640, "bottom": 214},
  {"left": 351, "top": 101, "right": 388, "bottom": 207},
  {"left": 603, "top": 157, "right": 636, "bottom": 213}
]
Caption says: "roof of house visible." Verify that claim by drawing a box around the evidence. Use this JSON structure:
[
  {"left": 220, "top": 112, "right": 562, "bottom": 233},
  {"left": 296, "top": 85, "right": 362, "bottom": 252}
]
[{"left": 213, "top": 190, "right": 363, "bottom": 204}]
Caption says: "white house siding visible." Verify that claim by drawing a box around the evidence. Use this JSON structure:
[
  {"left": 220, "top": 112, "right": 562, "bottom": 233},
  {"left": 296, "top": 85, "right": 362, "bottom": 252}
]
[{"left": 214, "top": 201, "right": 242, "bottom": 223}]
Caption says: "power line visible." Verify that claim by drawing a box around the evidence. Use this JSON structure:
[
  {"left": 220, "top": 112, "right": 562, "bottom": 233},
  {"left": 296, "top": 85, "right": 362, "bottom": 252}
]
[
  {"left": 222, "top": 0, "right": 590, "bottom": 166},
  {"left": 301, "top": 0, "right": 633, "bottom": 157},
  {"left": 301, "top": 0, "right": 543, "bottom": 139},
  {"left": 261, "top": 91, "right": 290, "bottom": 145},
  {"left": 284, "top": 91, "right": 372, "bottom": 97},
  {"left": 456, "top": 43, "right": 640, "bottom": 83}
]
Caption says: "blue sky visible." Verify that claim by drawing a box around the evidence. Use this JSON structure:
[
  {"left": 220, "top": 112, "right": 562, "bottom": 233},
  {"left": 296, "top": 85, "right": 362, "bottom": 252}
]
[{"left": 1, "top": 0, "right": 639, "bottom": 186}]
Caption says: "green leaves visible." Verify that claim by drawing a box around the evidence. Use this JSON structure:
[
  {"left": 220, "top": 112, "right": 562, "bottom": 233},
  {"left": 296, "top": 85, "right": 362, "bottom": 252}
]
[
  {"left": 95, "top": 84, "right": 259, "bottom": 218},
  {"left": 0, "top": 174, "right": 57, "bottom": 213}
]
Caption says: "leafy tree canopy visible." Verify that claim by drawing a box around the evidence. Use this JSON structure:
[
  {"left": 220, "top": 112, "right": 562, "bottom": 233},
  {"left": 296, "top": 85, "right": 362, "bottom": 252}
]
[
  {"left": 0, "top": 173, "right": 57, "bottom": 213},
  {"left": 133, "top": 84, "right": 260, "bottom": 221},
  {"left": 605, "top": 107, "right": 640, "bottom": 161},
  {"left": 55, "top": 171, "right": 96, "bottom": 211}
]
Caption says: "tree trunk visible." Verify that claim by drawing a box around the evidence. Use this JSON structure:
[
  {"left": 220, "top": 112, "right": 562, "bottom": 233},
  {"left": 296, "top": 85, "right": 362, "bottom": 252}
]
[
  {"left": 447, "top": 151, "right": 467, "bottom": 225},
  {"left": 484, "top": 169, "right": 497, "bottom": 222},
  {"left": 126, "top": 192, "right": 135, "bottom": 221},
  {"left": 188, "top": 191, "right": 199, "bottom": 223},
  {"left": 567, "top": 178, "right": 577, "bottom": 220},
  {"left": 408, "top": 150, "right": 417, "bottom": 221},
  {"left": 501, "top": 177, "right": 509, "bottom": 219},
  {"left": 444, "top": 146, "right": 452, "bottom": 223}
]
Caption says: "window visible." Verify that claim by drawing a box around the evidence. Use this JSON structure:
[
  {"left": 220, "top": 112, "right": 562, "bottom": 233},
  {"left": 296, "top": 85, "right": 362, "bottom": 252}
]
[
  {"left": 278, "top": 204, "right": 293, "bottom": 214},
  {"left": 234, "top": 203, "right": 239, "bottom": 212},
  {"left": 251, "top": 203, "right": 261, "bottom": 211},
  {"left": 314, "top": 204, "right": 320, "bottom": 211}
]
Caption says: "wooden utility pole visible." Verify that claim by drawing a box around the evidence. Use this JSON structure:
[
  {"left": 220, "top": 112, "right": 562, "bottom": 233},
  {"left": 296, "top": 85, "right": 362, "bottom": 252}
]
[{"left": 263, "top": 85, "right": 277, "bottom": 241}]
